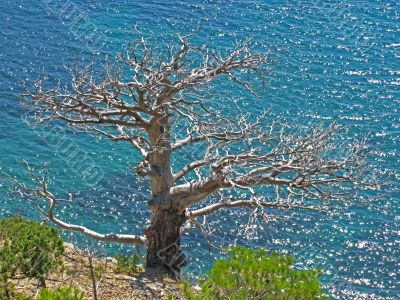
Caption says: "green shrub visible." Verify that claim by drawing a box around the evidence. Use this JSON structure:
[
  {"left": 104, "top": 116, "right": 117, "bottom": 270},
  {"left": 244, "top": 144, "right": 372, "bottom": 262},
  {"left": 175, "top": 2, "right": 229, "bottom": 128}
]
[
  {"left": 37, "top": 287, "right": 84, "bottom": 300},
  {"left": 114, "top": 253, "right": 143, "bottom": 275},
  {"left": 0, "top": 281, "right": 32, "bottom": 300},
  {"left": 183, "top": 246, "right": 328, "bottom": 300},
  {"left": 93, "top": 264, "right": 105, "bottom": 279},
  {"left": 0, "top": 216, "right": 64, "bottom": 287},
  {"left": 166, "top": 292, "right": 174, "bottom": 300},
  {"left": 0, "top": 240, "right": 16, "bottom": 283}
]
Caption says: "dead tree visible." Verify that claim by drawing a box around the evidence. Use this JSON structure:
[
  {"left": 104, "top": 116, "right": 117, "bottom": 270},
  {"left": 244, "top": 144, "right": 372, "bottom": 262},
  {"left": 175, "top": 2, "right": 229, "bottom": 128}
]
[{"left": 18, "top": 34, "right": 380, "bottom": 273}]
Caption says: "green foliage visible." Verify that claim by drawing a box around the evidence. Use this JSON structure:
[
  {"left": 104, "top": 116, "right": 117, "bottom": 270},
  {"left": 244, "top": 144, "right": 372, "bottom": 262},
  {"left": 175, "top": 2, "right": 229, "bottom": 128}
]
[
  {"left": 0, "top": 281, "right": 33, "bottom": 300},
  {"left": 0, "top": 240, "right": 16, "bottom": 283},
  {"left": 114, "top": 253, "right": 143, "bottom": 275},
  {"left": 0, "top": 216, "right": 64, "bottom": 286},
  {"left": 93, "top": 264, "right": 105, "bottom": 279},
  {"left": 37, "top": 287, "right": 84, "bottom": 300},
  {"left": 184, "top": 246, "right": 328, "bottom": 300},
  {"left": 166, "top": 293, "right": 174, "bottom": 300},
  {"left": 181, "top": 281, "right": 193, "bottom": 298}
]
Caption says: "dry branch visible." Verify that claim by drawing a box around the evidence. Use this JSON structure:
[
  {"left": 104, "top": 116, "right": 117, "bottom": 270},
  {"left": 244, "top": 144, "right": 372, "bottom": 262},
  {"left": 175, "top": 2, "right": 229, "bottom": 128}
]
[
  {"left": 17, "top": 33, "right": 384, "bottom": 271},
  {"left": 6, "top": 162, "right": 146, "bottom": 249}
]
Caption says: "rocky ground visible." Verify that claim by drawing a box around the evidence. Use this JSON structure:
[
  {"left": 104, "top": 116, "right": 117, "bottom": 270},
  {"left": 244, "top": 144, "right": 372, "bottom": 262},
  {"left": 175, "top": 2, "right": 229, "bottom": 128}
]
[{"left": 10, "top": 243, "right": 187, "bottom": 300}]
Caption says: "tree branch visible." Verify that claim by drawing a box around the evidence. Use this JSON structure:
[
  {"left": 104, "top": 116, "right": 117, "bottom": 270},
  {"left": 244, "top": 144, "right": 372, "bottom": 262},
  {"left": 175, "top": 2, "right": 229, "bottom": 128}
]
[
  {"left": 186, "top": 198, "right": 327, "bottom": 219},
  {"left": 171, "top": 123, "right": 383, "bottom": 211},
  {"left": 6, "top": 163, "right": 146, "bottom": 248}
]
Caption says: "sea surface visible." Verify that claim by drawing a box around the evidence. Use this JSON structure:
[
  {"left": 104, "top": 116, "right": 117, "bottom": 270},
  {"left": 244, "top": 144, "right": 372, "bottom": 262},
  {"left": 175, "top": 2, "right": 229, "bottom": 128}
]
[{"left": 0, "top": 1, "right": 399, "bottom": 299}]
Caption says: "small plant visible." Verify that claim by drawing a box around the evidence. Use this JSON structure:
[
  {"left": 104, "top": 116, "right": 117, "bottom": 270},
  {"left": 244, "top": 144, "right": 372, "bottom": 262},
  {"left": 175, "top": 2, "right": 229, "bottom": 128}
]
[
  {"left": 0, "top": 281, "right": 32, "bottom": 300},
  {"left": 166, "top": 292, "right": 174, "bottom": 300},
  {"left": 0, "top": 216, "right": 64, "bottom": 288},
  {"left": 0, "top": 239, "right": 16, "bottom": 295},
  {"left": 183, "top": 246, "right": 328, "bottom": 300},
  {"left": 37, "top": 287, "right": 84, "bottom": 300},
  {"left": 114, "top": 253, "right": 144, "bottom": 275},
  {"left": 93, "top": 264, "right": 105, "bottom": 279}
]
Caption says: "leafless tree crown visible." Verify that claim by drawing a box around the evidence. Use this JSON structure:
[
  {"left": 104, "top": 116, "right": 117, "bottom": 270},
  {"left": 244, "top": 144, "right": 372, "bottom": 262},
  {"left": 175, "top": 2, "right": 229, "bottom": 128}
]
[{"left": 16, "top": 34, "right": 382, "bottom": 248}]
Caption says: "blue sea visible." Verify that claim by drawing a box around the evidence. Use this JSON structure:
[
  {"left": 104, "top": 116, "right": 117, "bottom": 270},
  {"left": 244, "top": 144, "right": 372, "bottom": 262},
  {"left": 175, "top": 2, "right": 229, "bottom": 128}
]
[{"left": 0, "top": 1, "right": 399, "bottom": 299}]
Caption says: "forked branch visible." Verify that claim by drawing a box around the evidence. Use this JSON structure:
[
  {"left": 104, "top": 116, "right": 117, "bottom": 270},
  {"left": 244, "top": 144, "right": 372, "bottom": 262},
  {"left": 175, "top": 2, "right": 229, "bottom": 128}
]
[
  {"left": 5, "top": 163, "right": 146, "bottom": 248},
  {"left": 171, "top": 123, "right": 384, "bottom": 212}
]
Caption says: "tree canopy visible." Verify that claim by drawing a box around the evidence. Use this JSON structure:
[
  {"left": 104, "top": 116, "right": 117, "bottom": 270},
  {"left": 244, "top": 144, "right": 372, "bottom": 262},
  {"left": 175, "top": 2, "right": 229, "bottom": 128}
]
[{"left": 14, "top": 33, "right": 382, "bottom": 272}]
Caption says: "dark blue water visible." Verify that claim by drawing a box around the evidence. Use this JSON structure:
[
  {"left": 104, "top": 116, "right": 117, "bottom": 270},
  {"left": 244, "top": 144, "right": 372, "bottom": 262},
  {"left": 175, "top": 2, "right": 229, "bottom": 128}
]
[{"left": 1, "top": 1, "right": 399, "bottom": 299}]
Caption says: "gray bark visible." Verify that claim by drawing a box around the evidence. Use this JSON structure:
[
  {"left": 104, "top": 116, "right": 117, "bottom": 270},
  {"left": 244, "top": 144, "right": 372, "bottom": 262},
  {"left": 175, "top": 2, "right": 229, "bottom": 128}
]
[{"left": 16, "top": 34, "right": 380, "bottom": 275}]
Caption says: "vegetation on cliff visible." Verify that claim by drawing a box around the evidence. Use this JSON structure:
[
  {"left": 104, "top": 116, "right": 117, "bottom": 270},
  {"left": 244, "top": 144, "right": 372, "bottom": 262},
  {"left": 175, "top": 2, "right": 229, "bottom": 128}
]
[
  {"left": 182, "top": 246, "right": 327, "bottom": 300},
  {"left": 0, "top": 216, "right": 329, "bottom": 299}
]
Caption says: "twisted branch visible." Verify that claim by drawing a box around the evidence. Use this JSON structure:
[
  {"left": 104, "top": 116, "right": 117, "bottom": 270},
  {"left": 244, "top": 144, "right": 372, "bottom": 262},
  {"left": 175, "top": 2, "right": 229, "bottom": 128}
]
[{"left": 5, "top": 162, "right": 146, "bottom": 249}]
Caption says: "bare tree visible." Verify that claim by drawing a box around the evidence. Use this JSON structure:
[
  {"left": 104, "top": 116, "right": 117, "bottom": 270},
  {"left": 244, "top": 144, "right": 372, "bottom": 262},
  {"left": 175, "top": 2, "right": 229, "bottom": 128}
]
[{"left": 17, "top": 33, "right": 380, "bottom": 273}]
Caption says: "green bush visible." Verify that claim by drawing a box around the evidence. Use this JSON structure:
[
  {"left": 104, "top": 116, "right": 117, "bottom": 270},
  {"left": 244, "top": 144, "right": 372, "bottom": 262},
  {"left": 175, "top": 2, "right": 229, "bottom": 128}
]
[
  {"left": 37, "top": 287, "right": 84, "bottom": 300},
  {"left": 0, "top": 216, "right": 64, "bottom": 287},
  {"left": 0, "top": 240, "right": 16, "bottom": 284},
  {"left": 0, "top": 281, "right": 32, "bottom": 300},
  {"left": 114, "top": 253, "right": 143, "bottom": 275},
  {"left": 183, "top": 246, "right": 328, "bottom": 300}
]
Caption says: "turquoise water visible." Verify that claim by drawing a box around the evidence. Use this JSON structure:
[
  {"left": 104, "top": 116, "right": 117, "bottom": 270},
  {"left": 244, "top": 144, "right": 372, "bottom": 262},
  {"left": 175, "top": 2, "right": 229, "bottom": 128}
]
[{"left": 0, "top": 1, "right": 399, "bottom": 298}]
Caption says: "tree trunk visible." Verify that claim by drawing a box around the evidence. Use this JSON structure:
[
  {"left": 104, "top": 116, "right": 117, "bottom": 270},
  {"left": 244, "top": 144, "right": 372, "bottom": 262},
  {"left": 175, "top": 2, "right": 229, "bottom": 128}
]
[
  {"left": 144, "top": 210, "right": 187, "bottom": 275},
  {"left": 38, "top": 277, "right": 46, "bottom": 288},
  {"left": 144, "top": 114, "right": 187, "bottom": 274}
]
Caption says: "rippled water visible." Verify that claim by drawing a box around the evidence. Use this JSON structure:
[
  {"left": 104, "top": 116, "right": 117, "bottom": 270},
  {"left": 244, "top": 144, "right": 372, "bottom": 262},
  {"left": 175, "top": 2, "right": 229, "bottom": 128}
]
[{"left": 0, "top": 1, "right": 399, "bottom": 299}]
